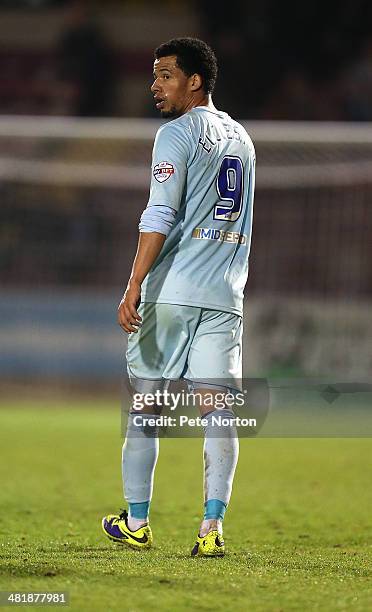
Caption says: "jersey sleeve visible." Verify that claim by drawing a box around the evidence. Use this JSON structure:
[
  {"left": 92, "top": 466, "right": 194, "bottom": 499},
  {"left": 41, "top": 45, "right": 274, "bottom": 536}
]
[{"left": 147, "top": 121, "right": 191, "bottom": 212}]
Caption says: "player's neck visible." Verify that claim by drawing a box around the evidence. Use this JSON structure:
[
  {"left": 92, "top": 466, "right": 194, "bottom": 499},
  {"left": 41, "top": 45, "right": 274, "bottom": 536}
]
[
  {"left": 184, "top": 94, "right": 216, "bottom": 114},
  {"left": 196, "top": 96, "right": 217, "bottom": 112}
]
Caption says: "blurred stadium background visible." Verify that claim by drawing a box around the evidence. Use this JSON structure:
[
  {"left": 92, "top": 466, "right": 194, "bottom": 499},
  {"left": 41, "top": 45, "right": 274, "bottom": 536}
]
[{"left": 1, "top": 0, "right": 372, "bottom": 392}]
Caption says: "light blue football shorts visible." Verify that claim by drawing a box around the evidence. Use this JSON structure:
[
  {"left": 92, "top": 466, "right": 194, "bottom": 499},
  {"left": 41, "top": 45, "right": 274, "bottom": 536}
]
[{"left": 126, "top": 302, "right": 242, "bottom": 392}]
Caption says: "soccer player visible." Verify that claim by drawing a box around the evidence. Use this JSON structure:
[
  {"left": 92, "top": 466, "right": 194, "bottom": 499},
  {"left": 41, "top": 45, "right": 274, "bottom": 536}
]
[{"left": 102, "top": 38, "right": 255, "bottom": 556}]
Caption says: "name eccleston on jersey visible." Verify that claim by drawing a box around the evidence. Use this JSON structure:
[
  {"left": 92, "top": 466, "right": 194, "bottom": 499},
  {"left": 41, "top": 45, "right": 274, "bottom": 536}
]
[{"left": 192, "top": 227, "right": 247, "bottom": 245}]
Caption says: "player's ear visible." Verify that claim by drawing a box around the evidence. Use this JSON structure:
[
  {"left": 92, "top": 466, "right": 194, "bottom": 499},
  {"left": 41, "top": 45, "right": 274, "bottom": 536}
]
[{"left": 190, "top": 73, "right": 203, "bottom": 91}]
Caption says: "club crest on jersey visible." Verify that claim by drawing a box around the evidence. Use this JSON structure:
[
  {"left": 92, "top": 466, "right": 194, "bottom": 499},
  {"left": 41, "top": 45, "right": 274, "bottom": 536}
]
[{"left": 153, "top": 161, "right": 175, "bottom": 183}]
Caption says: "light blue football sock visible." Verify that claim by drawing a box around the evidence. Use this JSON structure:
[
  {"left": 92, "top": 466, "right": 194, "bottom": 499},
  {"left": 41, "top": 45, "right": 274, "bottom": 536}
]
[
  {"left": 122, "top": 413, "right": 159, "bottom": 520},
  {"left": 203, "top": 409, "right": 239, "bottom": 519}
]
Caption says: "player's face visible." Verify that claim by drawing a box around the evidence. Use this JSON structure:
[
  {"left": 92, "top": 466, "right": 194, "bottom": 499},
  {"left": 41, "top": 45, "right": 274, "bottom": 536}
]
[{"left": 151, "top": 55, "right": 193, "bottom": 118}]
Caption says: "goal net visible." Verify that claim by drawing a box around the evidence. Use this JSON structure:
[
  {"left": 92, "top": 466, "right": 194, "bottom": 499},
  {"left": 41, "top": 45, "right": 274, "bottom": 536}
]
[{"left": 1, "top": 117, "right": 372, "bottom": 381}]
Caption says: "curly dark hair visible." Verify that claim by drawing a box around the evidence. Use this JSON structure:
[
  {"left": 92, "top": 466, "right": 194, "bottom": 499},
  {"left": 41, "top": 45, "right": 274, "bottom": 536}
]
[{"left": 154, "top": 37, "right": 218, "bottom": 95}]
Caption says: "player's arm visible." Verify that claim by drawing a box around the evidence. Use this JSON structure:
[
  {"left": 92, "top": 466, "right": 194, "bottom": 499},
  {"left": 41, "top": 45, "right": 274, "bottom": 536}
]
[
  {"left": 118, "top": 203, "right": 177, "bottom": 333},
  {"left": 118, "top": 231, "right": 166, "bottom": 334}
]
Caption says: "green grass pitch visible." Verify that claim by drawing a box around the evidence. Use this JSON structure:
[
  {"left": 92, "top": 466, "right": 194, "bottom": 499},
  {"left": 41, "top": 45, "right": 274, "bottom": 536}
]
[{"left": 0, "top": 398, "right": 371, "bottom": 611}]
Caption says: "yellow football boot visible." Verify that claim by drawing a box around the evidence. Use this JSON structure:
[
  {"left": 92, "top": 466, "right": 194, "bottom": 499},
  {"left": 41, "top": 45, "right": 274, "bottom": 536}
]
[
  {"left": 102, "top": 509, "right": 152, "bottom": 550},
  {"left": 191, "top": 530, "right": 225, "bottom": 557}
]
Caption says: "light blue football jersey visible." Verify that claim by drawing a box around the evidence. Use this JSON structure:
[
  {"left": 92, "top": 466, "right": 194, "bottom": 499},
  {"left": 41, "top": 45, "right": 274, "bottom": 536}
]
[{"left": 141, "top": 106, "right": 255, "bottom": 316}]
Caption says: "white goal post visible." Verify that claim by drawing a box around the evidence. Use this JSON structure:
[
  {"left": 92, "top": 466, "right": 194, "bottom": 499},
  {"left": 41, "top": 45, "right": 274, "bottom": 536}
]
[{"left": 1, "top": 116, "right": 372, "bottom": 188}]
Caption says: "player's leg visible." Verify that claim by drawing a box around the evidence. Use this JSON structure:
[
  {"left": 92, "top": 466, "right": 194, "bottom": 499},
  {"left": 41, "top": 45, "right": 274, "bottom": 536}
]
[
  {"left": 185, "top": 310, "right": 242, "bottom": 556},
  {"left": 187, "top": 387, "right": 239, "bottom": 556},
  {"left": 201, "top": 396, "right": 239, "bottom": 534},
  {"left": 122, "top": 395, "right": 161, "bottom": 531},
  {"left": 103, "top": 302, "right": 201, "bottom": 548},
  {"left": 103, "top": 303, "right": 165, "bottom": 547},
  {"left": 102, "top": 389, "right": 161, "bottom": 549}
]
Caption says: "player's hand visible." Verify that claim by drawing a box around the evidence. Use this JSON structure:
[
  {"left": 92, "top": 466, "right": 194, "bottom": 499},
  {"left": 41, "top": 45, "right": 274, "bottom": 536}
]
[{"left": 117, "top": 279, "right": 142, "bottom": 334}]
